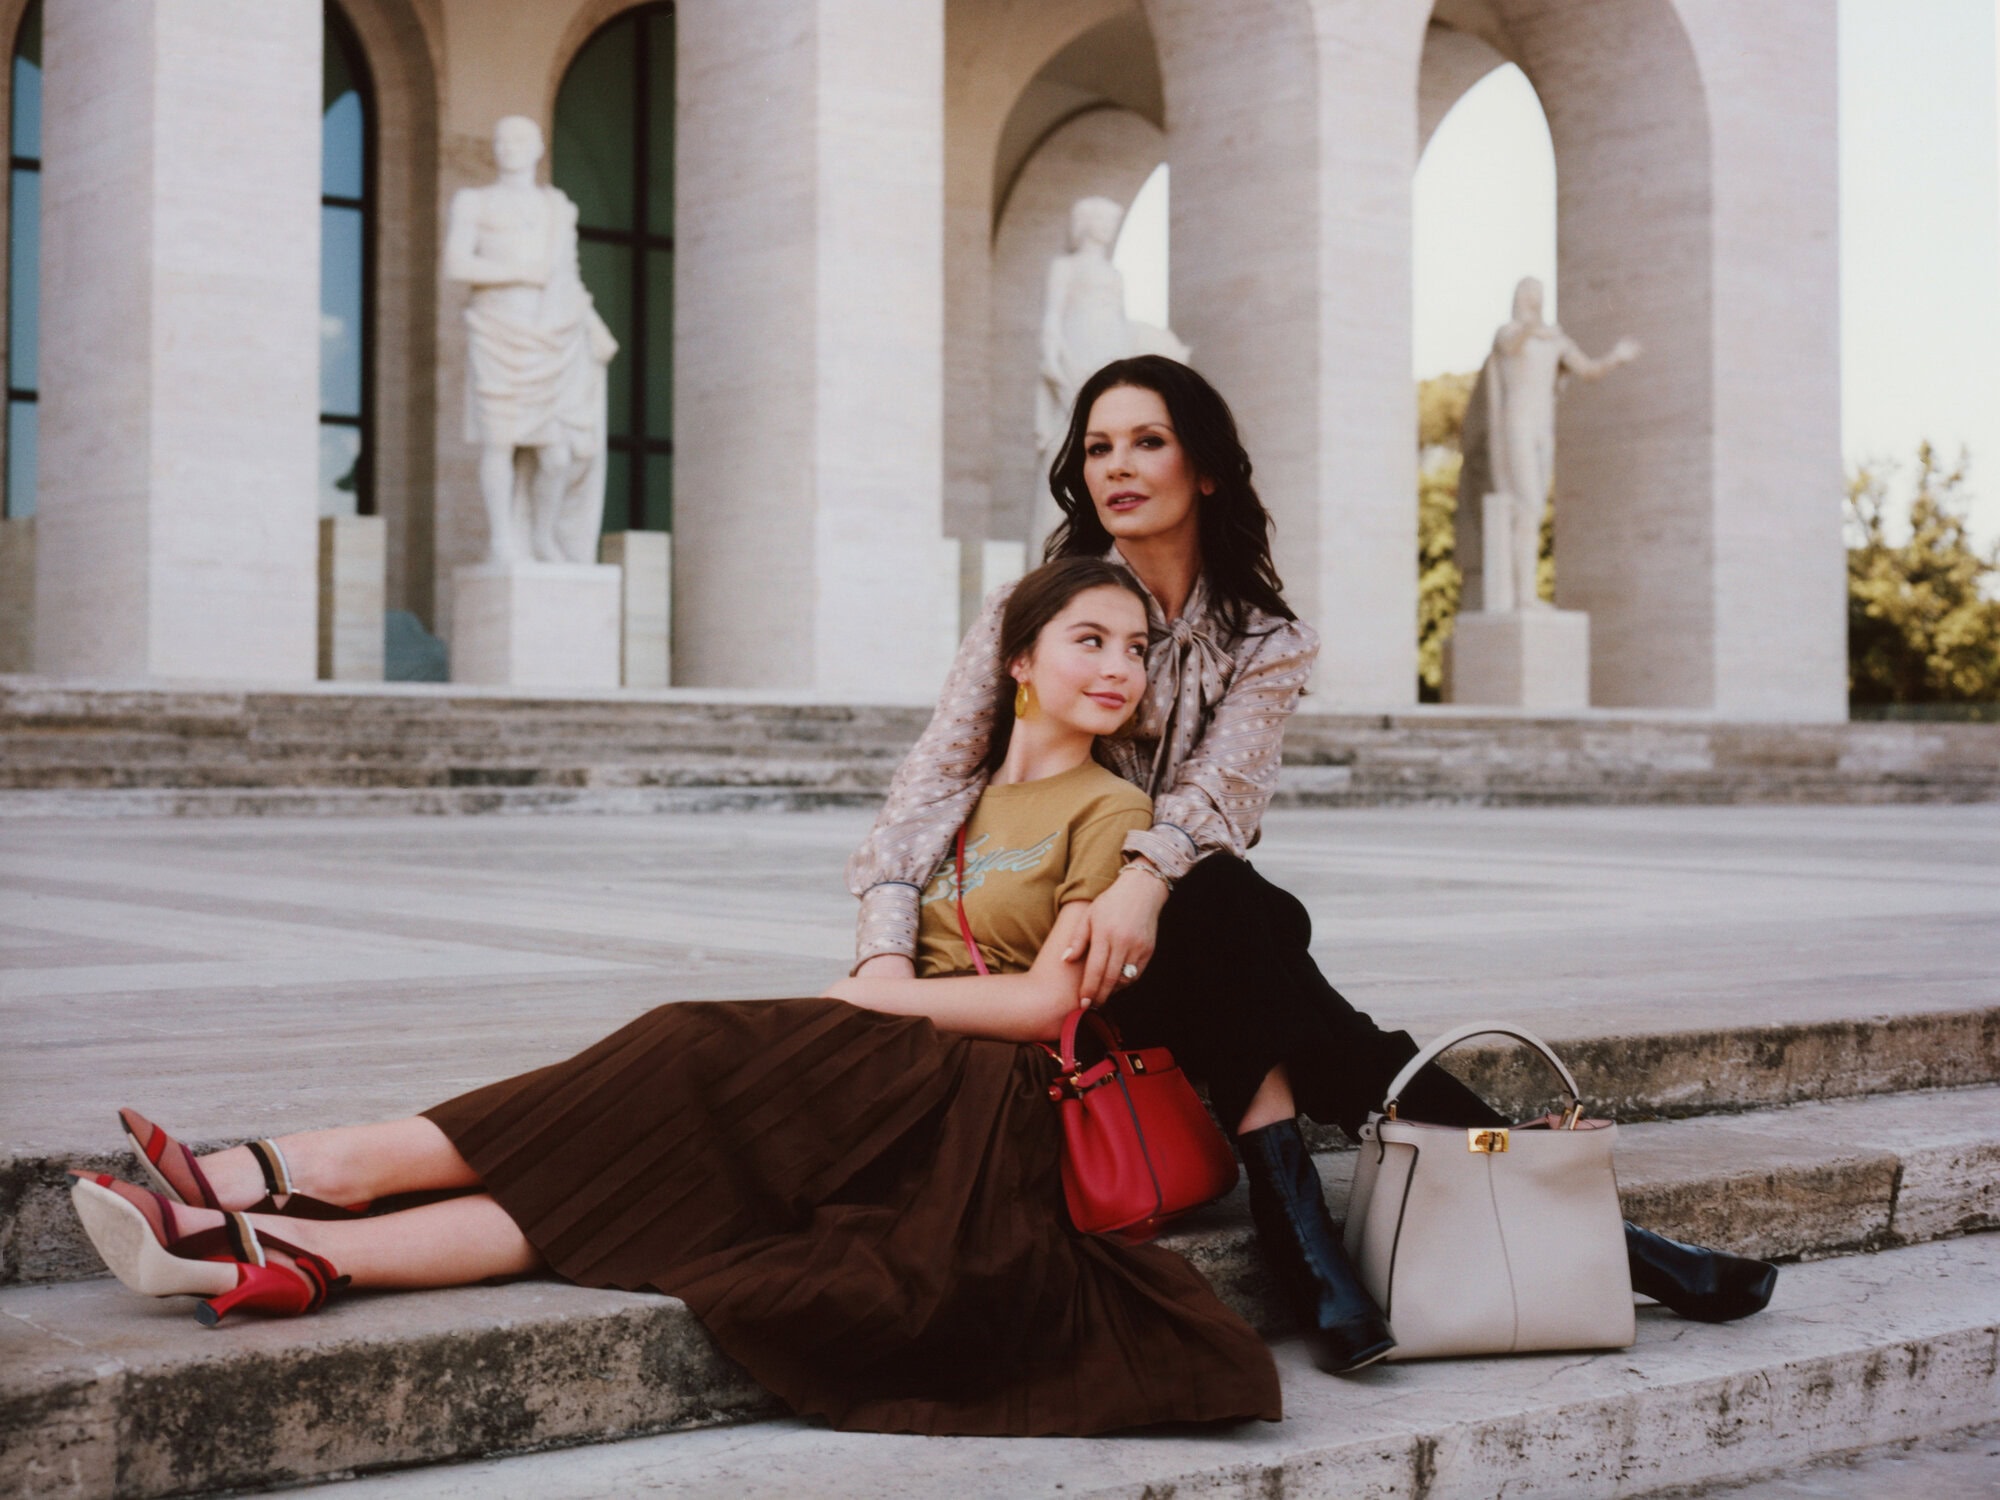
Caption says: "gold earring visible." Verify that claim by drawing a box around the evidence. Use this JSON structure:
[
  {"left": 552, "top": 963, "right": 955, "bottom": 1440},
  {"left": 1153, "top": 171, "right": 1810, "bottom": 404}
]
[{"left": 1014, "top": 681, "right": 1035, "bottom": 719}]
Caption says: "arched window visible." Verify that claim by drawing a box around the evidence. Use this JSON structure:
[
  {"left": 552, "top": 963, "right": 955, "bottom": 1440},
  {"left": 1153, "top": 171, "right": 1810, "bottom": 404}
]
[
  {"left": 6, "top": 0, "right": 40, "bottom": 518},
  {"left": 554, "top": 3, "right": 674, "bottom": 534},
  {"left": 320, "top": 5, "right": 374, "bottom": 516}
]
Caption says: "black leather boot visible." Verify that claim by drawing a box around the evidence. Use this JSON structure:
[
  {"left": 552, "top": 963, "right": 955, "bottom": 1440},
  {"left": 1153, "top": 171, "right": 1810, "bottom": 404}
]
[
  {"left": 1239, "top": 1119, "right": 1395, "bottom": 1372},
  {"left": 1625, "top": 1222, "right": 1778, "bottom": 1322}
]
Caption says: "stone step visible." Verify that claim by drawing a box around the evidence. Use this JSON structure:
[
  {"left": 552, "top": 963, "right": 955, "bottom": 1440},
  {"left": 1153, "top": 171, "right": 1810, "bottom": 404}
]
[
  {"left": 7, "top": 1013, "right": 1994, "bottom": 1289},
  {"left": 7, "top": 1232, "right": 1995, "bottom": 1500},
  {"left": 291, "top": 1237, "right": 2000, "bottom": 1500},
  {"left": 0, "top": 784, "right": 896, "bottom": 820},
  {"left": 1672, "top": 1424, "right": 2000, "bottom": 1499},
  {"left": 4, "top": 1090, "right": 1996, "bottom": 1498},
  {"left": 5, "top": 679, "right": 1997, "bottom": 811}
]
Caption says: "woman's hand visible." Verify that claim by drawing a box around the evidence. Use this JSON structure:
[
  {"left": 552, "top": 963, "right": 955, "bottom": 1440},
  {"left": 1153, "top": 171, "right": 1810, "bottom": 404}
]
[{"left": 1067, "top": 866, "right": 1170, "bottom": 1007}]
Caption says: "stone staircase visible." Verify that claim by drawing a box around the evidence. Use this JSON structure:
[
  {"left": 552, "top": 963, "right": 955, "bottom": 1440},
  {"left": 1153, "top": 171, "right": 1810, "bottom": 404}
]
[
  {"left": 3, "top": 676, "right": 1997, "bottom": 816},
  {"left": 5, "top": 1009, "right": 1997, "bottom": 1499}
]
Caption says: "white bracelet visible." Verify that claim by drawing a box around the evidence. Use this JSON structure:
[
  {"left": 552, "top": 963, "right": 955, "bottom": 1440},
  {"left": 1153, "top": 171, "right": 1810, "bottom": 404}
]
[{"left": 1123, "top": 859, "right": 1174, "bottom": 890}]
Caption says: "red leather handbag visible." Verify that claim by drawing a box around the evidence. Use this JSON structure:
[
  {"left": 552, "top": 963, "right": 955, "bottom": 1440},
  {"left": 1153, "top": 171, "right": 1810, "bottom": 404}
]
[
  {"left": 954, "top": 829, "right": 1239, "bottom": 1241},
  {"left": 1043, "top": 1007, "right": 1241, "bottom": 1241}
]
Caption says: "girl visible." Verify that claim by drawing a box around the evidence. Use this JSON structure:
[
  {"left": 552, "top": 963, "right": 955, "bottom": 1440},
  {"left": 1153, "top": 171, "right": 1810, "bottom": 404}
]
[
  {"left": 72, "top": 558, "right": 1283, "bottom": 1437},
  {"left": 848, "top": 357, "right": 1777, "bottom": 1373}
]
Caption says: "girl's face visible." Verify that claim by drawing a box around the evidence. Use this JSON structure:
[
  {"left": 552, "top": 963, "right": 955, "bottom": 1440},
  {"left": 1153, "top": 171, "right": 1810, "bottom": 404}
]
[
  {"left": 1081, "top": 385, "right": 1210, "bottom": 550},
  {"left": 1012, "top": 585, "right": 1150, "bottom": 738}
]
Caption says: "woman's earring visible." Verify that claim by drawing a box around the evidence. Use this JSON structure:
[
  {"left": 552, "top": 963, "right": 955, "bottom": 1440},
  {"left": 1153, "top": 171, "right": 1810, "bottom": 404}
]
[{"left": 1014, "top": 681, "right": 1035, "bottom": 719}]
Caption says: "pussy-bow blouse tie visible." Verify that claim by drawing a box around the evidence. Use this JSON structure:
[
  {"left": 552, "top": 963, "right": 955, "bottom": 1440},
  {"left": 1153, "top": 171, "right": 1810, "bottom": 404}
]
[{"left": 1135, "top": 614, "right": 1236, "bottom": 794}]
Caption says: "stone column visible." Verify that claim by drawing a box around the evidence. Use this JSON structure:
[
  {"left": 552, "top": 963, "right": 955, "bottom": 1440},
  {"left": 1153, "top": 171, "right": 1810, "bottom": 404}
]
[
  {"left": 1148, "top": 0, "right": 1430, "bottom": 708},
  {"left": 35, "top": 0, "right": 320, "bottom": 680},
  {"left": 675, "top": 0, "right": 953, "bottom": 696},
  {"left": 1504, "top": 0, "right": 1843, "bottom": 720},
  {"left": 1676, "top": 0, "right": 1844, "bottom": 720}
]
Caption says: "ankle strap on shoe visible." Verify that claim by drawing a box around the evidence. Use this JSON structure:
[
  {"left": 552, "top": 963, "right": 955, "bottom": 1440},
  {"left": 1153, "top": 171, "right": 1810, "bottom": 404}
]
[{"left": 247, "top": 1139, "right": 295, "bottom": 1198}]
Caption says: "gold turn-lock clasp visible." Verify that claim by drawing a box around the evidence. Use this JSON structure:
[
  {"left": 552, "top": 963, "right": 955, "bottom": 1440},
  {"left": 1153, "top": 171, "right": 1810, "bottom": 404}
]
[{"left": 1468, "top": 1127, "right": 1510, "bottom": 1154}]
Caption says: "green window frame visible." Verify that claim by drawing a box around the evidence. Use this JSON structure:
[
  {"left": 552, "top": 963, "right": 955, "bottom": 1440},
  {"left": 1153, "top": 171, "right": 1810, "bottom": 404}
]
[
  {"left": 553, "top": 2, "right": 675, "bottom": 534},
  {"left": 6, "top": 0, "right": 41, "bottom": 519}
]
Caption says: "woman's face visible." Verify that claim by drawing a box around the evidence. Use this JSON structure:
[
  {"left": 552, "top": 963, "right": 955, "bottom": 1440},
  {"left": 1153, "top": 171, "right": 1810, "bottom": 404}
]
[
  {"left": 1081, "top": 385, "right": 1209, "bottom": 551},
  {"left": 1013, "top": 585, "right": 1150, "bottom": 738}
]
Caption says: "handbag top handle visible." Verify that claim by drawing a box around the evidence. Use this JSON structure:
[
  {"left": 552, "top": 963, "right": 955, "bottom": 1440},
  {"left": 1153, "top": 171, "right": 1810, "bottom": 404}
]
[
  {"left": 1380, "top": 1022, "right": 1582, "bottom": 1119},
  {"left": 1056, "top": 1006, "right": 1124, "bottom": 1073}
]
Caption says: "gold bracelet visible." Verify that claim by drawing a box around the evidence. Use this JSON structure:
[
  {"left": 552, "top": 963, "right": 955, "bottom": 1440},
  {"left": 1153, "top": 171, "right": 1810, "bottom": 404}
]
[{"left": 1123, "top": 859, "right": 1175, "bottom": 890}]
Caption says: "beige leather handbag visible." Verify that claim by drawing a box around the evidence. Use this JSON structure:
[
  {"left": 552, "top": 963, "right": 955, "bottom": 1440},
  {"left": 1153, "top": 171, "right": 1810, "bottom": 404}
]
[{"left": 1342, "top": 1023, "right": 1634, "bottom": 1360}]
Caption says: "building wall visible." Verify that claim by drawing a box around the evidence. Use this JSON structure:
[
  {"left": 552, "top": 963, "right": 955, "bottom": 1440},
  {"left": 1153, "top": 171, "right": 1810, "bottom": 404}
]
[{"left": 4, "top": 0, "right": 1847, "bottom": 715}]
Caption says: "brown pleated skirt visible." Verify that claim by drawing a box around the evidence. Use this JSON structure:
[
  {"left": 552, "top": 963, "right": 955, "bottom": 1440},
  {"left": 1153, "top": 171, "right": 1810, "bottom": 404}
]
[{"left": 423, "top": 996, "right": 1280, "bottom": 1436}]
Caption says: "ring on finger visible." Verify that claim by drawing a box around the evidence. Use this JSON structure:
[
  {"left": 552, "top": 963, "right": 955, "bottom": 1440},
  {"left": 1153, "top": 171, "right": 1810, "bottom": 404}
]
[{"left": 1120, "top": 962, "right": 1140, "bottom": 981}]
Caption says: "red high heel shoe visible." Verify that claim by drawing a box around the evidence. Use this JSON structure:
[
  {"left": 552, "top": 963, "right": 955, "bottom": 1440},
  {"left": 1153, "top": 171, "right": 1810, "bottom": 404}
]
[
  {"left": 69, "top": 1173, "right": 348, "bottom": 1325},
  {"left": 119, "top": 1108, "right": 368, "bottom": 1220}
]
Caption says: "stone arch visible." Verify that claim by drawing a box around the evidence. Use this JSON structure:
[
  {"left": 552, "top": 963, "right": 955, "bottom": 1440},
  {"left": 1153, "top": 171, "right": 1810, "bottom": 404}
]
[
  {"left": 943, "top": 0, "right": 1159, "bottom": 545},
  {"left": 1419, "top": 22, "right": 1508, "bottom": 154},
  {"left": 1422, "top": 0, "right": 1717, "bottom": 707},
  {"left": 989, "top": 106, "right": 1165, "bottom": 548},
  {"left": 327, "top": 0, "right": 443, "bottom": 621},
  {"left": 989, "top": 12, "right": 1164, "bottom": 223},
  {"left": 545, "top": 0, "right": 663, "bottom": 121}
]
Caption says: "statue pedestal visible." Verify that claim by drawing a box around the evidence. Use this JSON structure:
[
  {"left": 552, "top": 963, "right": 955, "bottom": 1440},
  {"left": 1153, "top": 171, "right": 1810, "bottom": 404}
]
[
  {"left": 318, "top": 516, "right": 385, "bottom": 682},
  {"left": 451, "top": 562, "right": 621, "bottom": 690},
  {"left": 599, "top": 532, "right": 671, "bottom": 688},
  {"left": 1445, "top": 609, "right": 1590, "bottom": 709}
]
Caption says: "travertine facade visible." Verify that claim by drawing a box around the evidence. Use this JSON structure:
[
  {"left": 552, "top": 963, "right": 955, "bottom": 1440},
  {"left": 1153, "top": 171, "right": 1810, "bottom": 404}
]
[
  {"left": 0, "top": 0, "right": 1846, "bottom": 718},
  {"left": 35, "top": 0, "right": 321, "bottom": 680}
]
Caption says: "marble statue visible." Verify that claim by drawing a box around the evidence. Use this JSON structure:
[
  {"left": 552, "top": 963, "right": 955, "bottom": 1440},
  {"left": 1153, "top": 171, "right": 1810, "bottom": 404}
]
[
  {"left": 1033, "top": 196, "right": 1189, "bottom": 548},
  {"left": 1458, "top": 276, "right": 1639, "bottom": 612},
  {"left": 445, "top": 116, "right": 619, "bottom": 566}
]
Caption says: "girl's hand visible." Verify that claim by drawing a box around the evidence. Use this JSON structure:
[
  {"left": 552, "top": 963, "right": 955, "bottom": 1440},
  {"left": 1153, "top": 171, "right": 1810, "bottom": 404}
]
[{"left": 1067, "top": 866, "right": 1169, "bottom": 1007}]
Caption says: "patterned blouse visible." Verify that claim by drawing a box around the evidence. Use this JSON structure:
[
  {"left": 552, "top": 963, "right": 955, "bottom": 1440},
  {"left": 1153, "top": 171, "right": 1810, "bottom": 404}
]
[{"left": 845, "top": 560, "right": 1320, "bottom": 967}]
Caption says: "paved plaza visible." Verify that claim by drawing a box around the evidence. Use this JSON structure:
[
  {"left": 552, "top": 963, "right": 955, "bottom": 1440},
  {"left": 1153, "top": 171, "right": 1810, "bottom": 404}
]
[
  {"left": 6, "top": 800, "right": 1999, "bottom": 1498},
  {"left": 4, "top": 801, "right": 1996, "bottom": 1158}
]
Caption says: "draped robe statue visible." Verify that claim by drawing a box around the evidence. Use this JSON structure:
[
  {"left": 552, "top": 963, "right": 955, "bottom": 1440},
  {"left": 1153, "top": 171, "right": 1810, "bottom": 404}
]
[
  {"left": 446, "top": 116, "right": 619, "bottom": 566},
  {"left": 1458, "top": 277, "right": 1639, "bottom": 612},
  {"left": 1032, "top": 196, "right": 1189, "bottom": 552}
]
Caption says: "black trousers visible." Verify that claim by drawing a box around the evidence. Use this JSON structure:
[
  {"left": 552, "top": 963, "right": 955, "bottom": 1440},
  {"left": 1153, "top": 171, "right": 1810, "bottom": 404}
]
[{"left": 1100, "top": 854, "right": 1506, "bottom": 1137}]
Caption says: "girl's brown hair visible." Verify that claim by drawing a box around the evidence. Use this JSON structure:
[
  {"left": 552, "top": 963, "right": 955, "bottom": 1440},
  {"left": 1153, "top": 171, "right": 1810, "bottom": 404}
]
[{"left": 984, "top": 557, "right": 1149, "bottom": 774}]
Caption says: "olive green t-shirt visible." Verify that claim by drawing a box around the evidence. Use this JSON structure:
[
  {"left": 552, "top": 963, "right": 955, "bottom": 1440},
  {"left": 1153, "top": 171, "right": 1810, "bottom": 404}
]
[{"left": 915, "top": 760, "right": 1153, "bottom": 978}]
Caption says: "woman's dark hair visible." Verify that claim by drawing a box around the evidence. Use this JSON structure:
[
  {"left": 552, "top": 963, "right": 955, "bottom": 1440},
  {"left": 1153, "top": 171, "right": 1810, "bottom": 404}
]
[
  {"left": 1043, "top": 354, "right": 1294, "bottom": 640},
  {"left": 984, "top": 556, "right": 1149, "bottom": 775}
]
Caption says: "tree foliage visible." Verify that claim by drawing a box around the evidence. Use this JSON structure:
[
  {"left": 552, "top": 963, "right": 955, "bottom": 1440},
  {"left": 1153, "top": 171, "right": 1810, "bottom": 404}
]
[
  {"left": 1847, "top": 443, "right": 2000, "bottom": 705},
  {"left": 1415, "top": 372, "right": 1552, "bottom": 700},
  {"left": 1417, "top": 446, "right": 1462, "bottom": 699}
]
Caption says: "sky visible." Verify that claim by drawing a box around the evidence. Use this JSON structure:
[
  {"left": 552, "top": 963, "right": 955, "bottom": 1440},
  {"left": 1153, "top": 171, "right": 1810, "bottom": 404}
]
[
  {"left": 1116, "top": 3, "right": 2000, "bottom": 547},
  {"left": 1410, "top": 0, "right": 2000, "bottom": 545}
]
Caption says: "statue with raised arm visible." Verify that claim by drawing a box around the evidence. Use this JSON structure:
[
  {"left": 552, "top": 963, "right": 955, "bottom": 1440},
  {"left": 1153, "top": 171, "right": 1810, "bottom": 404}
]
[
  {"left": 445, "top": 116, "right": 619, "bottom": 566},
  {"left": 1032, "top": 196, "right": 1188, "bottom": 549},
  {"left": 1459, "top": 276, "right": 1639, "bottom": 612}
]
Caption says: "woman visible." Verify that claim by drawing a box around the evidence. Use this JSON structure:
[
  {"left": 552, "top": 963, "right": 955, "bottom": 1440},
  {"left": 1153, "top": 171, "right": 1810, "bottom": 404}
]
[
  {"left": 849, "top": 356, "right": 1778, "bottom": 1374},
  {"left": 71, "top": 558, "right": 1282, "bottom": 1437}
]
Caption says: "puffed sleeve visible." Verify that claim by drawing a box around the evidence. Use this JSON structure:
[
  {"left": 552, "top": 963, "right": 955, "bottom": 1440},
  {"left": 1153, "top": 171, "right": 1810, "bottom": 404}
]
[
  {"left": 1121, "top": 617, "right": 1319, "bottom": 881},
  {"left": 844, "top": 582, "right": 1017, "bottom": 969}
]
